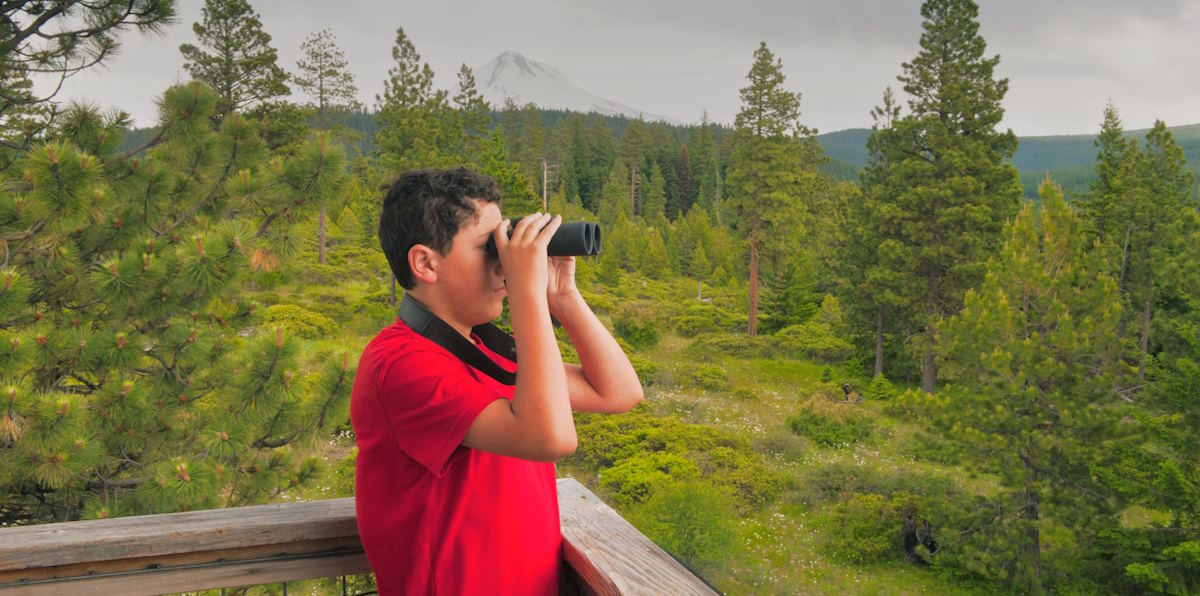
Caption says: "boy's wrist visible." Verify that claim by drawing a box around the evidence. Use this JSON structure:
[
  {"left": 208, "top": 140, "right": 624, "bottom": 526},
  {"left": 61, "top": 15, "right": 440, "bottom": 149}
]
[{"left": 548, "top": 289, "right": 585, "bottom": 320}]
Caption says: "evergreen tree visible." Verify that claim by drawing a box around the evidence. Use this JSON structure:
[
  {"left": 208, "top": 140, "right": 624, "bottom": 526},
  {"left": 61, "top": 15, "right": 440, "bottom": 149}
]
[
  {"left": 689, "top": 112, "right": 721, "bottom": 222},
  {"left": 676, "top": 144, "right": 693, "bottom": 218},
  {"left": 373, "top": 27, "right": 455, "bottom": 171},
  {"left": 294, "top": 29, "right": 360, "bottom": 129},
  {"left": 848, "top": 86, "right": 923, "bottom": 378},
  {"left": 939, "top": 178, "right": 1124, "bottom": 591},
  {"left": 294, "top": 28, "right": 360, "bottom": 265},
  {"left": 1127, "top": 122, "right": 1196, "bottom": 380},
  {"left": 873, "top": 0, "right": 1021, "bottom": 392},
  {"left": 0, "top": 84, "right": 351, "bottom": 522},
  {"left": 597, "top": 159, "right": 633, "bottom": 225},
  {"left": 643, "top": 163, "right": 668, "bottom": 225},
  {"left": 0, "top": 0, "right": 176, "bottom": 163},
  {"left": 179, "top": 0, "right": 291, "bottom": 118},
  {"left": 453, "top": 63, "right": 491, "bottom": 163},
  {"left": 724, "top": 42, "right": 817, "bottom": 336}
]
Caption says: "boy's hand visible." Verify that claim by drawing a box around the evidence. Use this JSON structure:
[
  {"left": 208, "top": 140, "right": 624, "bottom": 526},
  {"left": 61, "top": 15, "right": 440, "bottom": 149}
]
[
  {"left": 494, "top": 213, "right": 561, "bottom": 302},
  {"left": 547, "top": 256, "right": 579, "bottom": 317}
]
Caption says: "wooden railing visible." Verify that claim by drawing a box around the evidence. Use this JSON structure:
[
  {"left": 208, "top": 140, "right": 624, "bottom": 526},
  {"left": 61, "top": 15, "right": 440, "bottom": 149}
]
[{"left": 0, "top": 478, "right": 717, "bottom": 595}]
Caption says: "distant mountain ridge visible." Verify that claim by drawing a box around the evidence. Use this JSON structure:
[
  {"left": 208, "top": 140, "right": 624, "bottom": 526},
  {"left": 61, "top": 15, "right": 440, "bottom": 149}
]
[
  {"left": 473, "top": 51, "right": 682, "bottom": 125},
  {"left": 816, "top": 123, "right": 1200, "bottom": 197}
]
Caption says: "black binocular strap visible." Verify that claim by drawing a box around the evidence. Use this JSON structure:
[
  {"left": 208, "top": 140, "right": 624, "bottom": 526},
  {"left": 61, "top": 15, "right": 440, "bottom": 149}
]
[{"left": 397, "top": 296, "right": 517, "bottom": 386}]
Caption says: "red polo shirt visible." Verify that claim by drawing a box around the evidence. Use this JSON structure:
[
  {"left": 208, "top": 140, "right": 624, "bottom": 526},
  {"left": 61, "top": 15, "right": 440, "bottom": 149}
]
[{"left": 351, "top": 319, "right": 561, "bottom": 595}]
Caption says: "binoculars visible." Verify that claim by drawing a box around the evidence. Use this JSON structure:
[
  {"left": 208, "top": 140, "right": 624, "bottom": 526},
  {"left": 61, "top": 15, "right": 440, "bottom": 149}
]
[{"left": 485, "top": 218, "right": 602, "bottom": 257}]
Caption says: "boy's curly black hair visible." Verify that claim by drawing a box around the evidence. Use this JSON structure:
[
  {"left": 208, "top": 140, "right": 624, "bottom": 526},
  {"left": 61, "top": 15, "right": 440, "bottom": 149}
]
[{"left": 379, "top": 167, "right": 501, "bottom": 289}]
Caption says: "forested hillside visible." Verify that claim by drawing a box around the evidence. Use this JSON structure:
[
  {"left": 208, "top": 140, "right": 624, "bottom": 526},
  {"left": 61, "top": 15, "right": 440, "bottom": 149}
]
[{"left": 3, "top": 0, "right": 1200, "bottom": 594}]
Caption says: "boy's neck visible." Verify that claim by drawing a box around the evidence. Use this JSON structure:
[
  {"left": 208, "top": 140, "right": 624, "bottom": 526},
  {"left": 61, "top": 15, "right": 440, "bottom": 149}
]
[{"left": 405, "top": 287, "right": 473, "bottom": 340}]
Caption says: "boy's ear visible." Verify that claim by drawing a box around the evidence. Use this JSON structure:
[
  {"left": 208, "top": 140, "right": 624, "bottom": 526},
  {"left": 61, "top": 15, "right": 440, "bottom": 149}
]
[{"left": 408, "top": 244, "right": 438, "bottom": 284}]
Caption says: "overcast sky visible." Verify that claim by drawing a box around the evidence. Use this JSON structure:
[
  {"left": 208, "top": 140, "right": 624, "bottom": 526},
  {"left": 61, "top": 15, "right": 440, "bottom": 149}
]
[{"left": 41, "top": 0, "right": 1200, "bottom": 136}]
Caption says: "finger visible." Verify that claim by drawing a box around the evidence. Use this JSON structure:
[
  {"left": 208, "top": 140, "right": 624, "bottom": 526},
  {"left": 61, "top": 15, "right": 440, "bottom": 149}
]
[
  {"left": 514, "top": 212, "right": 552, "bottom": 245},
  {"left": 535, "top": 214, "right": 563, "bottom": 246},
  {"left": 494, "top": 219, "right": 512, "bottom": 250},
  {"left": 509, "top": 212, "right": 541, "bottom": 244}
]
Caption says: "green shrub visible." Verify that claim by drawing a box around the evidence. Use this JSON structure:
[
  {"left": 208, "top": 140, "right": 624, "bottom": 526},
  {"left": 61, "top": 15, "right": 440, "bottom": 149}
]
[
  {"left": 820, "top": 365, "right": 834, "bottom": 383},
  {"left": 694, "top": 446, "right": 783, "bottom": 507},
  {"left": 865, "top": 374, "right": 899, "bottom": 401},
  {"left": 669, "top": 302, "right": 742, "bottom": 337},
  {"left": 787, "top": 398, "right": 873, "bottom": 447},
  {"left": 599, "top": 452, "right": 699, "bottom": 506},
  {"left": 882, "top": 388, "right": 950, "bottom": 421},
  {"left": 825, "top": 493, "right": 903, "bottom": 563},
  {"left": 773, "top": 321, "right": 853, "bottom": 362},
  {"left": 685, "top": 332, "right": 770, "bottom": 361},
  {"left": 689, "top": 364, "right": 730, "bottom": 392},
  {"left": 263, "top": 304, "right": 340, "bottom": 339},
  {"left": 628, "top": 479, "right": 738, "bottom": 576},
  {"left": 612, "top": 302, "right": 660, "bottom": 349}
]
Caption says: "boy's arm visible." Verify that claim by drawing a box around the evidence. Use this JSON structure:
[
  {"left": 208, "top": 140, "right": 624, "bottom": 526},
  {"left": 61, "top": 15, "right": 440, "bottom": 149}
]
[
  {"left": 462, "top": 214, "right": 577, "bottom": 462},
  {"left": 548, "top": 257, "right": 644, "bottom": 414}
]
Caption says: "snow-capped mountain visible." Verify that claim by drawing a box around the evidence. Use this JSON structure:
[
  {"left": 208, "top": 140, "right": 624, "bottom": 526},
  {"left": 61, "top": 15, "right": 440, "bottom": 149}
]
[{"left": 474, "top": 51, "right": 680, "bottom": 124}]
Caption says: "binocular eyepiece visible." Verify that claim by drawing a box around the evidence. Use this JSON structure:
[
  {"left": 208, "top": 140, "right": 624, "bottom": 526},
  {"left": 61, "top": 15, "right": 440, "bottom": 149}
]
[{"left": 485, "top": 218, "right": 602, "bottom": 257}]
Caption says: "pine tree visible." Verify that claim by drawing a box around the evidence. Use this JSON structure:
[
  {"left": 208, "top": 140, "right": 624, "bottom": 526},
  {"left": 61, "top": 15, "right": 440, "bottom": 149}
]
[
  {"left": 875, "top": 0, "right": 1022, "bottom": 392},
  {"left": 0, "top": 1, "right": 176, "bottom": 164},
  {"left": 847, "top": 87, "right": 923, "bottom": 379},
  {"left": 294, "top": 28, "right": 360, "bottom": 265},
  {"left": 453, "top": 63, "right": 492, "bottom": 163},
  {"left": 179, "top": 0, "right": 291, "bottom": 118},
  {"left": 724, "top": 42, "right": 818, "bottom": 336},
  {"left": 0, "top": 83, "right": 351, "bottom": 523},
  {"left": 294, "top": 29, "right": 360, "bottom": 129},
  {"left": 939, "top": 178, "right": 1124, "bottom": 591},
  {"left": 373, "top": 27, "right": 455, "bottom": 171},
  {"left": 642, "top": 163, "right": 668, "bottom": 225},
  {"left": 689, "top": 112, "right": 721, "bottom": 222}
]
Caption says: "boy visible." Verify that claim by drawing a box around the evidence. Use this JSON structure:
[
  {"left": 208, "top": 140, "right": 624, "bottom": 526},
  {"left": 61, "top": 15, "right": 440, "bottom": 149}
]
[{"left": 351, "top": 167, "right": 643, "bottom": 594}]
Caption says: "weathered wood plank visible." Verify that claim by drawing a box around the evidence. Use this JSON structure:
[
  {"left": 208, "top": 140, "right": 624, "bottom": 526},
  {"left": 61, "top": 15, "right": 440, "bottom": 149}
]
[
  {"left": 1, "top": 551, "right": 371, "bottom": 596},
  {"left": 0, "top": 481, "right": 717, "bottom": 595},
  {"left": 556, "top": 478, "right": 719, "bottom": 596},
  {"left": 0, "top": 498, "right": 358, "bottom": 572}
]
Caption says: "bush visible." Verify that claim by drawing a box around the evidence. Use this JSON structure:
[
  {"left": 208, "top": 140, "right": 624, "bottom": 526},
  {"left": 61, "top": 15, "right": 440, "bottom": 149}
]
[
  {"left": 865, "top": 374, "right": 899, "bottom": 401},
  {"left": 689, "top": 364, "right": 730, "bottom": 392},
  {"left": 612, "top": 302, "right": 660, "bottom": 349},
  {"left": 882, "top": 388, "right": 950, "bottom": 421},
  {"left": 773, "top": 321, "right": 853, "bottom": 362},
  {"left": 787, "top": 398, "right": 873, "bottom": 447},
  {"left": 669, "top": 302, "right": 743, "bottom": 337},
  {"left": 263, "top": 304, "right": 340, "bottom": 339},
  {"left": 685, "top": 332, "right": 771, "bottom": 361},
  {"left": 825, "top": 493, "right": 904, "bottom": 563},
  {"left": 599, "top": 452, "right": 700, "bottom": 506},
  {"left": 627, "top": 479, "right": 738, "bottom": 576}
]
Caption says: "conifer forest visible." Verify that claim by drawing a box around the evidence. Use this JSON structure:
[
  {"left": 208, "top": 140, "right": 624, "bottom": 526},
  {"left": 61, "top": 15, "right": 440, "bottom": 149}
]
[{"left": 1, "top": 0, "right": 1199, "bottom": 593}]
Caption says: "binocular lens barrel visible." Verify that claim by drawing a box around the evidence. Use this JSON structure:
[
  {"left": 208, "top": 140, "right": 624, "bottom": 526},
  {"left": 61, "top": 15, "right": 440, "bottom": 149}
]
[{"left": 485, "top": 218, "right": 602, "bottom": 257}]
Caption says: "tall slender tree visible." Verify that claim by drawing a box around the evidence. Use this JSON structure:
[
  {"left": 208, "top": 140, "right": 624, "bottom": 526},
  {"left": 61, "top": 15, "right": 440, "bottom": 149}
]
[
  {"left": 724, "top": 42, "right": 816, "bottom": 336},
  {"left": 294, "top": 28, "right": 359, "bottom": 265},
  {"left": 179, "top": 0, "right": 290, "bottom": 118},
  {"left": 873, "top": 0, "right": 1021, "bottom": 392}
]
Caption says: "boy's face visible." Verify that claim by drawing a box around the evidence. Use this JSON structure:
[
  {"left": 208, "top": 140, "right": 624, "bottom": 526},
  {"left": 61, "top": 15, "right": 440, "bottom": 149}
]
[{"left": 436, "top": 199, "right": 506, "bottom": 329}]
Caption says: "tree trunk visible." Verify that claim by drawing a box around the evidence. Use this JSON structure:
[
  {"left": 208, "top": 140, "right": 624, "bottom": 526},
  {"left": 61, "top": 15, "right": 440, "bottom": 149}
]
[
  {"left": 1138, "top": 291, "right": 1152, "bottom": 381},
  {"left": 318, "top": 207, "right": 327, "bottom": 265},
  {"left": 748, "top": 216, "right": 760, "bottom": 337},
  {"left": 874, "top": 305, "right": 884, "bottom": 377},
  {"left": 1025, "top": 486, "right": 1042, "bottom": 589},
  {"left": 921, "top": 275, "right": 939, "bottom": 394}
]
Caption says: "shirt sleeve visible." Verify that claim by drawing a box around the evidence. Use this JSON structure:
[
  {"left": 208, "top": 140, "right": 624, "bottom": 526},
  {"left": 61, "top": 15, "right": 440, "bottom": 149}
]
[{"left": 374, "top": 349, "right": 505, "bottom": 476}]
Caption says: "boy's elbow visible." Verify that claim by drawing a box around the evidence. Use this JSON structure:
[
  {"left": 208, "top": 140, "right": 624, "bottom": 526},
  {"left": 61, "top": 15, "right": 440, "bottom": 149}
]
[
  {"left": 538, "top": 430, "right": 577, "bottom": 462},
  {"left": 618, "top": 384, "right": 644, "bottom": 413}
]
